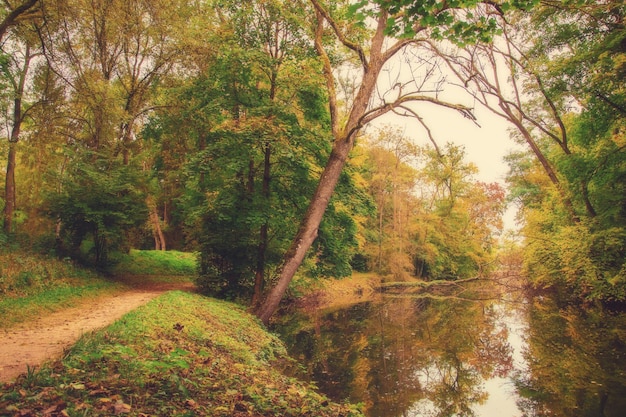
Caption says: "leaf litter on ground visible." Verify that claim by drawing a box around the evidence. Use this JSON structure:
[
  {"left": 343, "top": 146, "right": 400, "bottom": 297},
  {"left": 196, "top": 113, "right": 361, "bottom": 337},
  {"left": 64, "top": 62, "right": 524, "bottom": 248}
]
[{"left": 0, "top": 291, "right": 364, "bottom": 417}]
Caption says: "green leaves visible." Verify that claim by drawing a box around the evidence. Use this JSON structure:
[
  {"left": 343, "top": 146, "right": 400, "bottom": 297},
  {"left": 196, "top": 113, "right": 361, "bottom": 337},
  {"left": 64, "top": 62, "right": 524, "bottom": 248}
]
[
  {"left": 356, "top": 0, "right": 538, "bottom": 44},
  {"left": 47, "top": 152, "right": 148, "bottom": 266}
]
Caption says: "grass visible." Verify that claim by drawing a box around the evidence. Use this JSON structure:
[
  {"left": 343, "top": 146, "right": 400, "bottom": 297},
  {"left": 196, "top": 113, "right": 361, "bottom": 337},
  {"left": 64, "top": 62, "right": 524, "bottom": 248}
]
[
  {"left": 109, "top": 249, "right": 197, "bottom": 276},
  {"left": 0, "top": 249, "right": 198, "bottom": 328},
  {"left": 0, "top": 252, "right": 125, "bottom": 328},
  {"left": 1, "top": 291, "right": 364, "bottom": 417}
]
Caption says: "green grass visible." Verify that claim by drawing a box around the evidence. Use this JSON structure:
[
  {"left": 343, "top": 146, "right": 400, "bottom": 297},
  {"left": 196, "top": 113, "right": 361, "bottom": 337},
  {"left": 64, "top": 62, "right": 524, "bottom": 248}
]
[
  {"left": 109, "top": 249, "right": 197, "bottom": 276},
  {"left": 0, "top": 252, "right": 126, "bottom": 327},
  {"left": 1, "top": 291, "right": 364, "bottom": 417},
  {"left": 0, "top": 277, "right": 123, "bottom": 328},
  {"left": 0, "top": 249, "right": 199, "bottom": 327}
]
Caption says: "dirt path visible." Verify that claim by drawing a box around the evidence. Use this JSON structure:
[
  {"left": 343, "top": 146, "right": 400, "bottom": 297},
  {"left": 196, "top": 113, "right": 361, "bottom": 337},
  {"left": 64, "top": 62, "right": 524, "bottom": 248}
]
[{"left": 0, "top": 283, "right": 194, "bottom": 383}]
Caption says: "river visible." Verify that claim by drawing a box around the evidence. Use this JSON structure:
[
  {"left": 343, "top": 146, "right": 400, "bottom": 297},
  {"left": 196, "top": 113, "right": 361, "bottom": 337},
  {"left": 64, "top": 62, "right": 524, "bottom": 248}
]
[{"left": 273, "top": 282, "right": 626, "bottom": 417}]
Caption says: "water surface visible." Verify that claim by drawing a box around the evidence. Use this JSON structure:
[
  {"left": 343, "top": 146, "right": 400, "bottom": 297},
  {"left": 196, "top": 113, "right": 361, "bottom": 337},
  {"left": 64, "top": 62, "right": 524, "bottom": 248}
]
[{"left": 274, "top": 288, "right": 626, "bottom": 417}]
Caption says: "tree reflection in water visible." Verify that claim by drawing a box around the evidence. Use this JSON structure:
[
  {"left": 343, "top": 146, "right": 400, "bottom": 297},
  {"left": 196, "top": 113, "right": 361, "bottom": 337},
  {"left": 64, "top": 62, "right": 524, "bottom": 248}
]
[
  {"left": 514, "top": 296, "right": 626, "bottom": 417},
  {"left": 275, "top": 294, "right": 515, "bottom": 417}
]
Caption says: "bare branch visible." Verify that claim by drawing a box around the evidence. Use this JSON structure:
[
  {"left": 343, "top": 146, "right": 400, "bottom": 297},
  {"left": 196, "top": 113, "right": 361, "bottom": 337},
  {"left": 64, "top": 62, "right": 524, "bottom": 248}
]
[{"left": 393, "top": 105, "right": 442, "bottom": 157}]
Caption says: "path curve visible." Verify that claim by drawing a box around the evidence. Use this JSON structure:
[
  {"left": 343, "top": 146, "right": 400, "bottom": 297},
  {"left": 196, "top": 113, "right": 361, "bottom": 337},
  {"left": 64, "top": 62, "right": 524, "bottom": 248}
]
[{"left": 0, "top": 283, "right": 194, "bottom": 383}]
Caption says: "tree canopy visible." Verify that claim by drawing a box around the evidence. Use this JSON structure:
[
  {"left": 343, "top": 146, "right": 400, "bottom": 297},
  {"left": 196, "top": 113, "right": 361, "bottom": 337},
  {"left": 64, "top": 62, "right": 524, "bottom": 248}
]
[{"left": 0, "top": 0, "right": 624, "bottom": 320}]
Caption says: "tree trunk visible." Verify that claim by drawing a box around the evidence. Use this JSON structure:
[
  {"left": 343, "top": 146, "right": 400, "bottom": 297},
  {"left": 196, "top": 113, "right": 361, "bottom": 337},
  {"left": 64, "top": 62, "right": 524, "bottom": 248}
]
[
  {"left": 3, "top": 85, "right": 24, "bottom": 235},
  {"left": 255, "top": 140, "right": 352, "bottom": 323},
  {"left": 147, "top": 196, "right": 166, "bottom": 250},
  {"left": 255, "top": 5, "right": 389, "bottom": 324},
  {"left": 252, "top": 142, "right": 272, "bottom": 308},
  {"left": 514, "top": 121, "right": 580, "bottom": 223},
  {"left": 3, "top": 142, "right": 17, "bottom": 234}
]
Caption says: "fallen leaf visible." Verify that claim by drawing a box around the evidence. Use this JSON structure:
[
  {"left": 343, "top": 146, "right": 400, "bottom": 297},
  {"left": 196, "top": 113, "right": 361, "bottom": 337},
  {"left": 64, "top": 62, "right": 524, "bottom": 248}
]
[
  {"left": 112, "top": 402, "right": 132, "bottom": 415},
  {"left": 185, "top": 399, "right": 198, "bottom": 409}
]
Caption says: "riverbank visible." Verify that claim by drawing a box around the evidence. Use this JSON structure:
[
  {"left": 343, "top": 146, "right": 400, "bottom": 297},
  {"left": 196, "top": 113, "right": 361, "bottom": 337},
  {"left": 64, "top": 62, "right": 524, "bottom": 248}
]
[
  {"left": 292, "top": 272, "right": 383, "bottom": 312},
  {"left": 1, "top": 291, "right": 363, "bottom": 416}
]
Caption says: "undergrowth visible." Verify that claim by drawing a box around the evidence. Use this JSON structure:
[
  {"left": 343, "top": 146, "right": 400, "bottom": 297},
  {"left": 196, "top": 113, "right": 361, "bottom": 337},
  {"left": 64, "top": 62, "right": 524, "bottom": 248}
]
[
  {"left": 0, "top": 252, "right": 123, "bottom": 327},
  {"left": 1, "top": 291, "right": 364, "bottom": 417}
]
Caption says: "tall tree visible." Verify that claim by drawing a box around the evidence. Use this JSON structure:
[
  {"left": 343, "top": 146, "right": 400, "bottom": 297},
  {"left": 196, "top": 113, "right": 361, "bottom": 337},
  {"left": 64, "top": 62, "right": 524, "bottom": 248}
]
[
  {"left": 256, "top": 0, "right": 532, "bottom": 323},
  {"left": 36, "top": 0, "right": 195, "bottom": 254},
  {"left": 1, "top": 24, "right": 40, "bottom": 234}
]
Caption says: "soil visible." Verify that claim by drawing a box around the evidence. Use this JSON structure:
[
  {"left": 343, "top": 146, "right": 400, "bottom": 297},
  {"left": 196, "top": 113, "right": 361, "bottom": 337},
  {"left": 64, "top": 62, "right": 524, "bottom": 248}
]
[{"left": 0, "top": 282, "right": 195, "bottom": 384}]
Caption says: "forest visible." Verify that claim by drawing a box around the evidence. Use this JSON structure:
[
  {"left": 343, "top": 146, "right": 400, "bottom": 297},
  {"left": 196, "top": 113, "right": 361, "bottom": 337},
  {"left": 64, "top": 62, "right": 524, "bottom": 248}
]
[{"left": 1, "top": 0, "right": 625, "bottom": 323}]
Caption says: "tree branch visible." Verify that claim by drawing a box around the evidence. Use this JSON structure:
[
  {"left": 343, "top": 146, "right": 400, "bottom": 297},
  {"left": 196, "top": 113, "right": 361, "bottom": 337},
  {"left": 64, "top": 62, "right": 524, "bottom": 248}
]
[
  {"left": 310, "top": 0, "right": 369, "bottom": 71},
  {"left": 0, "top": 0, "right": 39, "bottom": 41}
]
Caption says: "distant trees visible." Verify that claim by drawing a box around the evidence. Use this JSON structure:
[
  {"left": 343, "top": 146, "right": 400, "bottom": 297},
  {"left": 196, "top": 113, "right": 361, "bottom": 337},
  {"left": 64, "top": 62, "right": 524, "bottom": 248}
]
[{"left": 359, "top": 130, "right": 505, "bottom": 281}]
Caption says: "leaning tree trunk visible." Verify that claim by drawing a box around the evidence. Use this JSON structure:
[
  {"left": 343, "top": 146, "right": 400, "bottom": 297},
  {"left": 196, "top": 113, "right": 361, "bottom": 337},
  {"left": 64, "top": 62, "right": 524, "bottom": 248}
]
[{"left": 255, "top": 140, "right": 353, "bottom": 323}]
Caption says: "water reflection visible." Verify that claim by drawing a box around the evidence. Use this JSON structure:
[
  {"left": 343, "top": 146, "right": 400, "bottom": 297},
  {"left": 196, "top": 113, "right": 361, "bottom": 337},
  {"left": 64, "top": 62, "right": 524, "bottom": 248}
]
[
  {"left": 275, "top": 295, "right": 515, "bottom": 417},
  {"left": 275, "top": 291, "right": 626, "bottom": 417},
  {"left": 514, "top": 297, "right": 626, "bottom": 417}
]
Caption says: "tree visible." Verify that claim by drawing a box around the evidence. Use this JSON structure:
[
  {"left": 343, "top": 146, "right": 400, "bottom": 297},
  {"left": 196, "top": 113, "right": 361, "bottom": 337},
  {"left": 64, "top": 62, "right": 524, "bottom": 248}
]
[
  {"left": 0, "top": 0, "right": 40, "bottom": 42},
  {"left": 35, "top": 0, "right": 196, "bottom": 254},
  {"left": 148, "top": 0, "right": 362, "bottom": 303},
  {"left": 1, "top": 23, "right": 40, "bottom": 235},
  {"left": 499, "top": 1, "right": 626, "bottom": 302},
  {"left": 48, "top": 152, "right": 147, "bottom": 266},
  {"left": 256, "top": 0, "right": 531, "bottom": 323}
]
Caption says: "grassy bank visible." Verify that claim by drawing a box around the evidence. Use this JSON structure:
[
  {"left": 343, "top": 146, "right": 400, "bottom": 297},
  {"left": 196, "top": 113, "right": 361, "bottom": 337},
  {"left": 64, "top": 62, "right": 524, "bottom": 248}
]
[
  {"left": 0, "top": 250, "right": 196, "bottom": 328},
  {"left": 1, "top": 291, "right": 364, "bottom": 417},
  {"left": 109, "top": 249, "right": 197, "bottom": 277},
  {"left": 0, "top": 252, "right": 123, "bottom": 328}
]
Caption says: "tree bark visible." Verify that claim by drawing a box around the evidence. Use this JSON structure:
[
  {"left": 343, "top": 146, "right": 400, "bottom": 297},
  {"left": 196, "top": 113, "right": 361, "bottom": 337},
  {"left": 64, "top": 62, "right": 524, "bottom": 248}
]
[
  {"left": 3, "top": 60, "right": 27, "bottom": 235},
  {"left": 3, "top": 142, "right": 17, "bottom": 234},
  {"left": 147, "top": 196, "right": 166, "bottom": 250},
  {"left": 252, "top": 142, "right": 272, "bottom": 308},
  {"left": 255, "top": 140, "right": 353, "bottom": 323}
]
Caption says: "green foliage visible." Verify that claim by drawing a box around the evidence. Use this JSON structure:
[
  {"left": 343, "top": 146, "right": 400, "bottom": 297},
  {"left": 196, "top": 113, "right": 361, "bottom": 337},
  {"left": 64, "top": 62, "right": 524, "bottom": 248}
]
[
  {"left": 47, "top": 153, "right": 148, "bottom": 267},
  {"left": 523, "top": 221, "right": 626, "bottom": 303},
  {"left": 1, "top": 291, "right": 364, "bottom": 416},
  {"left": 500, "top": 0, "right": 626, "bottom": 304},
  {"left": 351, "top": 0, "right": 538, "bottom": 44},
  {"left": 144, "top": 1, "right": 364, "bottom": 300}
]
